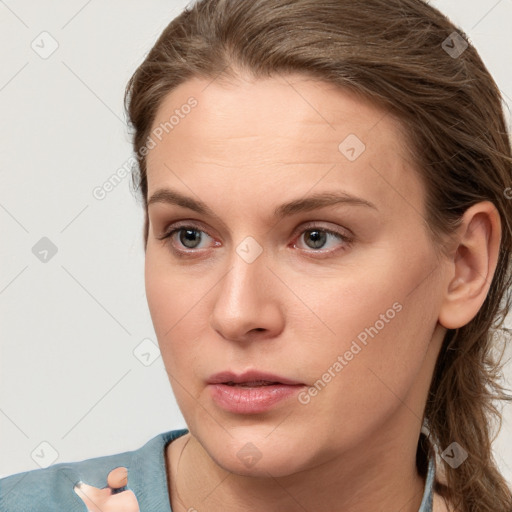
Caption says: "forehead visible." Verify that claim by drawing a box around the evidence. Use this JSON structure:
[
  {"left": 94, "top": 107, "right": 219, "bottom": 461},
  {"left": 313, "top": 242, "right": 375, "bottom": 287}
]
[{"left": 145, "top": 74, "right": 424, "bottom": 219}]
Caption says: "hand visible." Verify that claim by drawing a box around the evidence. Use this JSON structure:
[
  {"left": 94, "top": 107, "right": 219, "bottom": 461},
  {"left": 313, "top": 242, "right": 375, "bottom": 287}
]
[{"left": 74, "top": 466, "right": 140, "bottom": 512}]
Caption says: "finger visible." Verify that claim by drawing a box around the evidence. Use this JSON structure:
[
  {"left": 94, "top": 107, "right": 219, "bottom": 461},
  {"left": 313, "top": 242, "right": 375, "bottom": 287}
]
[
  {"left": 74, "top": 482, "right": 111, "bottom": 512},
  {"left": 107, "top": 466, "right": 128, "bottom": 490},
  {"left": 104, "top": 490, "right": 140, "bottom": 512}
]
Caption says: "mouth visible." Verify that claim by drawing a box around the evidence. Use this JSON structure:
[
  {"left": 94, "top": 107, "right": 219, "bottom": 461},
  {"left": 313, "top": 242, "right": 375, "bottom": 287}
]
[
  {"left": 224, "top": 380, "right": 282, "bottom": 387},
  {"left": 207, "top": 370, "right": 306, "bottom": 414},
  {"left": 207, "top": 370, "right": 305, "bottom": 387}
]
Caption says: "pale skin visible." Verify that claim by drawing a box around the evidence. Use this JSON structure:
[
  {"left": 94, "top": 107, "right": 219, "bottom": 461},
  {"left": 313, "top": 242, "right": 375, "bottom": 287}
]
[{"left": 77, "top": 73, "right": 500, "bottom": 511}]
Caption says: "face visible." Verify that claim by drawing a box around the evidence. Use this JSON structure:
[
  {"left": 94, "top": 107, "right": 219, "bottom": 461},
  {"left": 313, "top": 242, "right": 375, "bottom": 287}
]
[{"left": 144, "top": 73, "right": 447, "bottom": 477}]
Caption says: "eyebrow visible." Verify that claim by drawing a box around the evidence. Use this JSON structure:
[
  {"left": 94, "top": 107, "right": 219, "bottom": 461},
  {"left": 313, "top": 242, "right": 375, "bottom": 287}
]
[{"left": 147, "top": 187, "right": 378, "bottom": 220}]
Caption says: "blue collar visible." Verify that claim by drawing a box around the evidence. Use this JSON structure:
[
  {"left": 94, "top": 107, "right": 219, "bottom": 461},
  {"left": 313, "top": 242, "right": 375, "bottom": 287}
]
[{"left": 418, "top": 451, "right": 436, "bottom": 511}]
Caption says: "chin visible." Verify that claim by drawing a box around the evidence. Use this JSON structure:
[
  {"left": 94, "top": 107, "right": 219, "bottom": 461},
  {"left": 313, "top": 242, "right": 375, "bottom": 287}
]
[
  {"left": 198, "top": 429, "right": 316, "bottom": 479},
  {"left": 213, "top": 448, "right": 303, "bottom": 478}
]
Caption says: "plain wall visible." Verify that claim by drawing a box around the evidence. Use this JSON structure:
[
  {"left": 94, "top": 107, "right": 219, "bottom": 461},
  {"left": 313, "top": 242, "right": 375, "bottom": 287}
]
[{"left": 1, "top": 0, "right": 511, "bottom": 482}]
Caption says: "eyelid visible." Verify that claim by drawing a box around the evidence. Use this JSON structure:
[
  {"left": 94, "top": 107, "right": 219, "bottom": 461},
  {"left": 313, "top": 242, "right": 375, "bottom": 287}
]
[
  {"left": 292, "top": 221, "right": 354, "bottom": 241},
  {"left": 157, "top": 220, "right": 216, "bottom": 240}
]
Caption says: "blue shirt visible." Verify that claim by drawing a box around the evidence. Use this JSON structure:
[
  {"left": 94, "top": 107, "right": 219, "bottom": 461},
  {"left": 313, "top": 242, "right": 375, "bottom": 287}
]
[{"left": 0, "top": 428, "right": 435, "bottom": 511}]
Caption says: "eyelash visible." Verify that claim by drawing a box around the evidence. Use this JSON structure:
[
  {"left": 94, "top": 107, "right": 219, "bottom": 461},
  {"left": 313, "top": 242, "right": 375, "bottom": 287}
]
[{"left": 157, "top": 221, "right": 354, "bottom": 258}]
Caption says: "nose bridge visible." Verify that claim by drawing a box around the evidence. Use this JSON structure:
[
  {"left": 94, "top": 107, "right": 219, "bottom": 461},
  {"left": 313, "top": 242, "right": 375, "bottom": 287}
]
[
  {"left": 210, "top": 234, "right": 278, "bottom": 339},
  {"left": 223, "top": 234, "right": 267, "bottom": 304}
]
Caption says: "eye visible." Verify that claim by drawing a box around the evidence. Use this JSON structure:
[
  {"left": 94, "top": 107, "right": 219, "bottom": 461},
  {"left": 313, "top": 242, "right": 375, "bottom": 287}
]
[
  {"left": 157, "top": 223, "right": 217, "bottom": 253},
  {"left": 293, "top": 224, "right": 353, "bottom": 253}
]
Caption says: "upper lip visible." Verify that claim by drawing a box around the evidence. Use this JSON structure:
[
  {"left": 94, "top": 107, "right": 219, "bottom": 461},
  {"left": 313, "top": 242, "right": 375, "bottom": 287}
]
[{"left": 207, "top": 370, "right": 304, "bottom": 386}]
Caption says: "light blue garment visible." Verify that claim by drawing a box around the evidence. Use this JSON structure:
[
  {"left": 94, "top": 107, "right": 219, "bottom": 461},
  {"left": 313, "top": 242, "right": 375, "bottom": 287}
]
[
  {"left": 419, "top": 447, "right": 435, "bottom": 512},
  {"left": 0, "top": 428, "right": 435, "bottom": 511}
]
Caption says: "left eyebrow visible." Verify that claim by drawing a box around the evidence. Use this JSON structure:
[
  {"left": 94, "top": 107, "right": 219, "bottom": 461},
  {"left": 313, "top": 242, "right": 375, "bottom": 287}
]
[
  {"left": 273, "top": 191, "right": 378, "bottom": 219},
  {"left": 147, "top": 188, "right": 378, "bottom": 220}
]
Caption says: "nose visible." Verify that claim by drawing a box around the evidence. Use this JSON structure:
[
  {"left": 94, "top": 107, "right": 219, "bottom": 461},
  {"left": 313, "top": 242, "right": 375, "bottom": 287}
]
[{"left": 209, "top": 241, "right": 285, "bottom": 343}]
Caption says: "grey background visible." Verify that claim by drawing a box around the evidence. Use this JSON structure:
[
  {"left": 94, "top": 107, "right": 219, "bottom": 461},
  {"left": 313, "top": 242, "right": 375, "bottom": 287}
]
[{"left": 1, "top": 0, "right": 511, "bottom": 482}]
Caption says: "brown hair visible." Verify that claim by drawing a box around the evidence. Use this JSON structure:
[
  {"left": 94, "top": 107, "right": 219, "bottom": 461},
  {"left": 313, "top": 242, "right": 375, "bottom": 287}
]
[{"left": 124, "top": 0, "right": 512, "bottom": 510}]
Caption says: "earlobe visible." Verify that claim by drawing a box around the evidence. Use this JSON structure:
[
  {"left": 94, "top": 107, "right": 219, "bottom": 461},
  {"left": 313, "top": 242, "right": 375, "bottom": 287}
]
[{"left": 438, "top": 201, "right": 501, "bottom": 330}]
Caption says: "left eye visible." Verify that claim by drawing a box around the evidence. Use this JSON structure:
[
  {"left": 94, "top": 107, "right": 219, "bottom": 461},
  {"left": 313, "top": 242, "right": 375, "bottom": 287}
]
[{"left": 295, "top": 227, "right": 351, "bottom": 251}]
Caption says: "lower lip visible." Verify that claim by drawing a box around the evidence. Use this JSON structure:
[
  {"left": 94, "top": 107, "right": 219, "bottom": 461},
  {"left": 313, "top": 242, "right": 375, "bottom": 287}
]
[{"left": 208, "top": 383, "right": 305, "bottom": 414}]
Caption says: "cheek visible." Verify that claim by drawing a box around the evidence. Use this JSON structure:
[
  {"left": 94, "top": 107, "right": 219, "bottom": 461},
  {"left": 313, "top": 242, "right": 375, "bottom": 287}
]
[
  {"left": 144, "top": 244, "right": 207, "bottom": 338},
  {"left": 289, "top": 250, "right": 424, "bottom": 352},
  {"left": 305, "top": 301, "right": 435, "bottom": 452},
  {"left": 144, "top": 247, "right": 212, "bottom": 390},
  {"left": 295, "top": 240, "right": 441, "bottom": 383}
]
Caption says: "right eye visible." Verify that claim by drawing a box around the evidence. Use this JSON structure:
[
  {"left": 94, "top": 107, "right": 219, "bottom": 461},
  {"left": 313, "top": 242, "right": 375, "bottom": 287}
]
[{"left": 157, "top": 223, "right": 219, "bottom": 254}]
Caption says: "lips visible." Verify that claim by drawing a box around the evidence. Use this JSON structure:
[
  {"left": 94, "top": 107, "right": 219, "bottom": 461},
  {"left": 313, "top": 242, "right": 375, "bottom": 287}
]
[
  {"left": 207, "top": 370, "right": 304, "bottom": 386},
  {"left": 207, "top": 370, "right": 306, "bottom": 414}
]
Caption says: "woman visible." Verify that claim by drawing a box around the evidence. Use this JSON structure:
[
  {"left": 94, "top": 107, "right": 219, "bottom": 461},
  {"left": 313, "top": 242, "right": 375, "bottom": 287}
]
[{"left": 1, "top": 0, "right": 511, "bottom": 511}]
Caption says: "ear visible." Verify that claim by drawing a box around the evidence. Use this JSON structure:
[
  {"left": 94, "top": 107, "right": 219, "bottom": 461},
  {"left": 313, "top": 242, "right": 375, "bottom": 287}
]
[{"left": 438, "top": 201, "right": 501, "bottom": 330}]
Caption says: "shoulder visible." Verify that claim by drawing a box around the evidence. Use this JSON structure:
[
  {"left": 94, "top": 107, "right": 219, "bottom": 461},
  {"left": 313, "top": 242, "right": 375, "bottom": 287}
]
[{"left": 0, "top": 429, "right": 188, "bottom": 512}]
